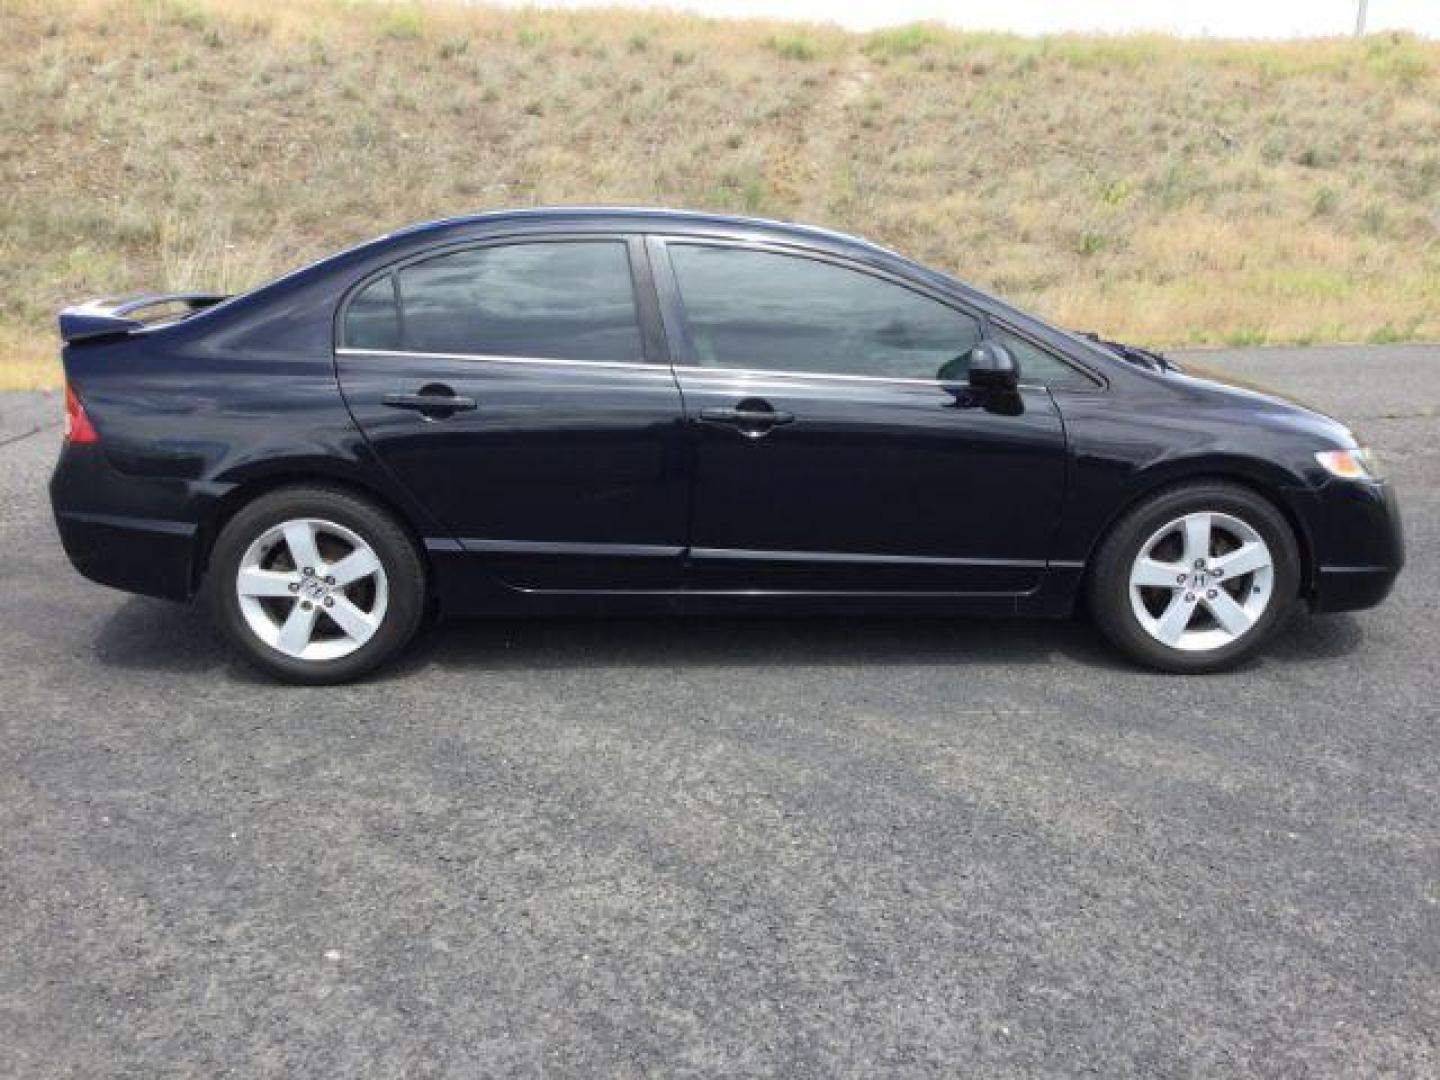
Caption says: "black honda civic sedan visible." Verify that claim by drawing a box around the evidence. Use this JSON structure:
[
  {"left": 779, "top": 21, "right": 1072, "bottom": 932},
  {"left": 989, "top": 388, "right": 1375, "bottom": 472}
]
[{"left": 50, "top": 208, "right": 1403, "bottom": 682}]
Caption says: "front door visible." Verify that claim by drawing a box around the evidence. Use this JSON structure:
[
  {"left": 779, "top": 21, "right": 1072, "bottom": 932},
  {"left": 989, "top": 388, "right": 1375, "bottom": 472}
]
[
  {"left": 651, "top": 239, "right": 1069, "bottom": 593},
  {"left": 335, "top": 237, "right": 687, "bottom": 590}
]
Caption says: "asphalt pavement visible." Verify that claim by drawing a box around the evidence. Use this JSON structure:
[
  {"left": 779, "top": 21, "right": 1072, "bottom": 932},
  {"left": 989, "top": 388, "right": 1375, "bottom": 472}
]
[{"left": 0, "top": 347, "right": 1436, "bottom": 1077}]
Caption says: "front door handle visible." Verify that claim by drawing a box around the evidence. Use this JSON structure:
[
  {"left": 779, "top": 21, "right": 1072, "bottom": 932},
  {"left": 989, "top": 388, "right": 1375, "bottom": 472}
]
[
  {"left": 382, "top": 385, "right": 477, "bottom": 418},
  {"left": 699, "top": 399, "right": 796, "bottom": 437},
  {"left": 700, "top": 408, "right": 797, "bottom": 425}
]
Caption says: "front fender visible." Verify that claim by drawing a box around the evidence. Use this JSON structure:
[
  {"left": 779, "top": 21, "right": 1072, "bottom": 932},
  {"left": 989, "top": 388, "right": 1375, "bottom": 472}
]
[{"left": 1049, "top": 388, "right": 1321, "bottom": 578}]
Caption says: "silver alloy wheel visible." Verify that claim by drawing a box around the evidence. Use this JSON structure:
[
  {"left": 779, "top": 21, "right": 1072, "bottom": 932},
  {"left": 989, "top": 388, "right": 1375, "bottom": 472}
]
[
  {"left": 1128, "top": 511, "right": 1275, "bottom": 653},
  {"left": 235, "top": 517, "right": 389, "bottom": 661}
]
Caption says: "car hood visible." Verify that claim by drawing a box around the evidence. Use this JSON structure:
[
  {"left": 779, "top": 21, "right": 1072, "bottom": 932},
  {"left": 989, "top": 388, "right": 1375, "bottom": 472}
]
[
  {"left": 1165, "top": 360, "right": 1360, "bottom": 447},
  {"left": 1172, "top": 360, "right": 1321, "bottom": 410}
]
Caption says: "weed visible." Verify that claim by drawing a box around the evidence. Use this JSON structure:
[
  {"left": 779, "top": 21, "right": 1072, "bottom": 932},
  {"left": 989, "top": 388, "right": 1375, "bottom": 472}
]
[
  {"left": 1296, "top": 144, "right": 1338, "bottom": 169},
  {"left": 381, "top": 8, "right": 423, "bottom": 42},
  {"left": 1099, "top": 179, "right": 1133, "bottom": 207},
  {"left": 863, "top": 24, "right": 941, "bottom": 60},
  {"left": 766, "top": 35, "right": 818, "bottom": 62},
  {"left": 1223, "top": 327, "right": 1268, "bottom": 346},
  {"left": 438, "top": 35, "right": 469, "bottom": 60},
  {"left": 1365, "top": 33, "right": 1428, "bottom": 85},
  {"left": 1359, "top": 203, "right": 1389, "bottom": 236},
  {"left": 1405, "top": 156, "right": 1440, "bottom": 198}
]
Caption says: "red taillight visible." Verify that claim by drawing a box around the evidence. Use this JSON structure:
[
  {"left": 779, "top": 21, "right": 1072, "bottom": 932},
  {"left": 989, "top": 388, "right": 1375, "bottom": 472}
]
[{"left": 64, "top": 382, "right": 99, "bottom": 444}]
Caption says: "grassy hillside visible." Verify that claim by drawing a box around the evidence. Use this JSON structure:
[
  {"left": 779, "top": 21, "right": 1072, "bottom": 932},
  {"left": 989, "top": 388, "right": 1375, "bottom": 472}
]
[{"left": 3, "top": 0, "right": 1440, "bottom": 388}]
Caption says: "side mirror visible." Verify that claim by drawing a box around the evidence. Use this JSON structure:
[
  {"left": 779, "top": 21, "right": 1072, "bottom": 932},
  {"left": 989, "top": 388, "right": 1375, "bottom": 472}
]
[{"left": 966, "top": 341, "right": 1020, "bottom": 393}]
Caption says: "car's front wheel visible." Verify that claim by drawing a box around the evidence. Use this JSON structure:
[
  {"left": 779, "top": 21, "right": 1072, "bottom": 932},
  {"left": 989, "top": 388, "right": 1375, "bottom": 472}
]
[
  {"left": 1088, "top": 481, "right": 1300, "bottom": 673},
  {"left": 210, "top": 486, "right": 427, "bottom": 684}
]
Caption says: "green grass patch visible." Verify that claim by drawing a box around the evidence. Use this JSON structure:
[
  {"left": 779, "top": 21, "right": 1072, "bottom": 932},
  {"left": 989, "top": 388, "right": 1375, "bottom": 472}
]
[
  {"left": 765, "top": 34, "right": 819, "bottom": 62},
  {"left": 863, "top": 24, "right": 943, "bottom": 60},
  {"left": 380, "top": 7, "right": 424, "bottom": 42}
]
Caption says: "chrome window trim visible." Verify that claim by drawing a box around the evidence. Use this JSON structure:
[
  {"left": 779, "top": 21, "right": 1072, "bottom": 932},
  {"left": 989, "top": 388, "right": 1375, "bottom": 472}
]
[
  {"left": 671, "top": 364, "right": 1048, "bottom": 392},
  {"left": 336, "top": 349, "right": 1049, "bottom": 390},
  {"left": 335, "top": 347, "right": 661, "bottom": 372}
]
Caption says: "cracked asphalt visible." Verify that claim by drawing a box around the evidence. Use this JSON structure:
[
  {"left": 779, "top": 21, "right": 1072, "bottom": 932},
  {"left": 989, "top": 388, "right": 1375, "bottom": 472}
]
[{"left": 1, "top": 347, "right": 1436, "bottom": 1077}]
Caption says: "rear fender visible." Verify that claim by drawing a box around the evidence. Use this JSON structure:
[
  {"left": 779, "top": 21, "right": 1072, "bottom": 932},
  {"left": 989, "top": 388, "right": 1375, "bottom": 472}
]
[{"left": 193, "top": 454, "right": 453, "bottom": 595}]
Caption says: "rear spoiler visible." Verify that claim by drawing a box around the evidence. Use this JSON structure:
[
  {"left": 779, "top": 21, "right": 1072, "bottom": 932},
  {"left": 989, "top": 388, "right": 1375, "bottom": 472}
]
[{"left": 58, "top": 293, "right": 229, "bottom": 343}]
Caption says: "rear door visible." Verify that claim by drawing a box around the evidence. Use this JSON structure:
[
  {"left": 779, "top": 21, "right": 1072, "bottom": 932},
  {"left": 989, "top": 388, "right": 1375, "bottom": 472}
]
[
  {"left": 651, "top": 238, "right": 1071, "bottom": 593},
  {"left": 335, "top": 236, "right": 688, "bottom": 590}
]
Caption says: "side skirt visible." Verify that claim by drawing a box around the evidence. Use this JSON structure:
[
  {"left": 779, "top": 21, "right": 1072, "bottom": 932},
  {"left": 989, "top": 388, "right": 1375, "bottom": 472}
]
[{"left": 426, "top": 545, "right": 1086, "bottom": 620}]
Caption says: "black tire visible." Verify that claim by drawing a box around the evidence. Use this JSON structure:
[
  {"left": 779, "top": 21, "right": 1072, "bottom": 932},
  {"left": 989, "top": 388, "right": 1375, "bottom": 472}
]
[
  {"left": 210, "top": 486, "right": 427, "bottom": 684},
  {"left": 1087, "top": 481, "right": 1301, "bottom": 674}
]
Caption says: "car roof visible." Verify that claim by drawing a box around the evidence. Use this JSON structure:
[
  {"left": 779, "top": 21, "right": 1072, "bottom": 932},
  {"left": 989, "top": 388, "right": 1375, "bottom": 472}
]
[
  {"left": 382, "top": 206, "right": 902, "bottom": 261},
  {"left": 197, "top": 207, "right": 929, "bottom": 335}
]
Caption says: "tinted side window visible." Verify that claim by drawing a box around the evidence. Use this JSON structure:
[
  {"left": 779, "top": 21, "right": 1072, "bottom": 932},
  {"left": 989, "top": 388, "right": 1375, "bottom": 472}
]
[
  {"left": 344, "top": 274, "right": 400, "bottom": 350},
  {"left": 393, "top": 241, "right": 642, "bottom": 362},
  {"left": 668, "top": 244, "right": 982, "bottom": 380},
  {"left": 991, "top": 327, "right": 1097, "bottom": 389}
]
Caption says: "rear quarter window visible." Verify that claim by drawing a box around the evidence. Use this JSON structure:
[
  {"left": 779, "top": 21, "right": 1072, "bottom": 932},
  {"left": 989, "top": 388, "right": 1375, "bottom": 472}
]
[{"left": 344, "top": 274, "right": 401, "bottom": 351}]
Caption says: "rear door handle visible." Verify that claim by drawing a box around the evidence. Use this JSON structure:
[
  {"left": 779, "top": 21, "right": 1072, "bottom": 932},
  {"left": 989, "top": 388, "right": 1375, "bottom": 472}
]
[{"left": 382, "top": 386, "right": 477, "bottom": 417}]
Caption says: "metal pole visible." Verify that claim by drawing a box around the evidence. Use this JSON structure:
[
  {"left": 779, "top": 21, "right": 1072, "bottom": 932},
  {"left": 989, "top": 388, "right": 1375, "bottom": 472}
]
[{"left": 1355, "top": 0, "right": 1368, "bottom": 36}]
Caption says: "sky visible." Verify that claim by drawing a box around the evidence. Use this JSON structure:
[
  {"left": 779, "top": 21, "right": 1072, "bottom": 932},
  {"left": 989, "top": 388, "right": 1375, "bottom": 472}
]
[{"left": 488, "top": 0, "right": 1440, "bottom": 37}]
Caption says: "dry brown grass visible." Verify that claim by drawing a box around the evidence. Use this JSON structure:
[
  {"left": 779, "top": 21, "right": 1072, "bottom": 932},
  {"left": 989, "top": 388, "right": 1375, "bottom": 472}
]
[{"left": 3, "top": 0, "right": 1440, "bottom": 387}]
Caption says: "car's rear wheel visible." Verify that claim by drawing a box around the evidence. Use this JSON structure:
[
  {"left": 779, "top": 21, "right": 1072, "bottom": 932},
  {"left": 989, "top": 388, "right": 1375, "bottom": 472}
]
[
  {"left": 211, "top": 486, "right": 426, "bottom": 684},
  {"left": 1088, "top": 481, "right": 1300, "bottom": 673}
]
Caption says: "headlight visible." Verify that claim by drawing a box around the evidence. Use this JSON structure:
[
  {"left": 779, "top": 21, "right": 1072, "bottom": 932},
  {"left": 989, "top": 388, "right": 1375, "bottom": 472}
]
[{"left": 1315, "top": 447, "right": 1381, "bottom": 481}]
